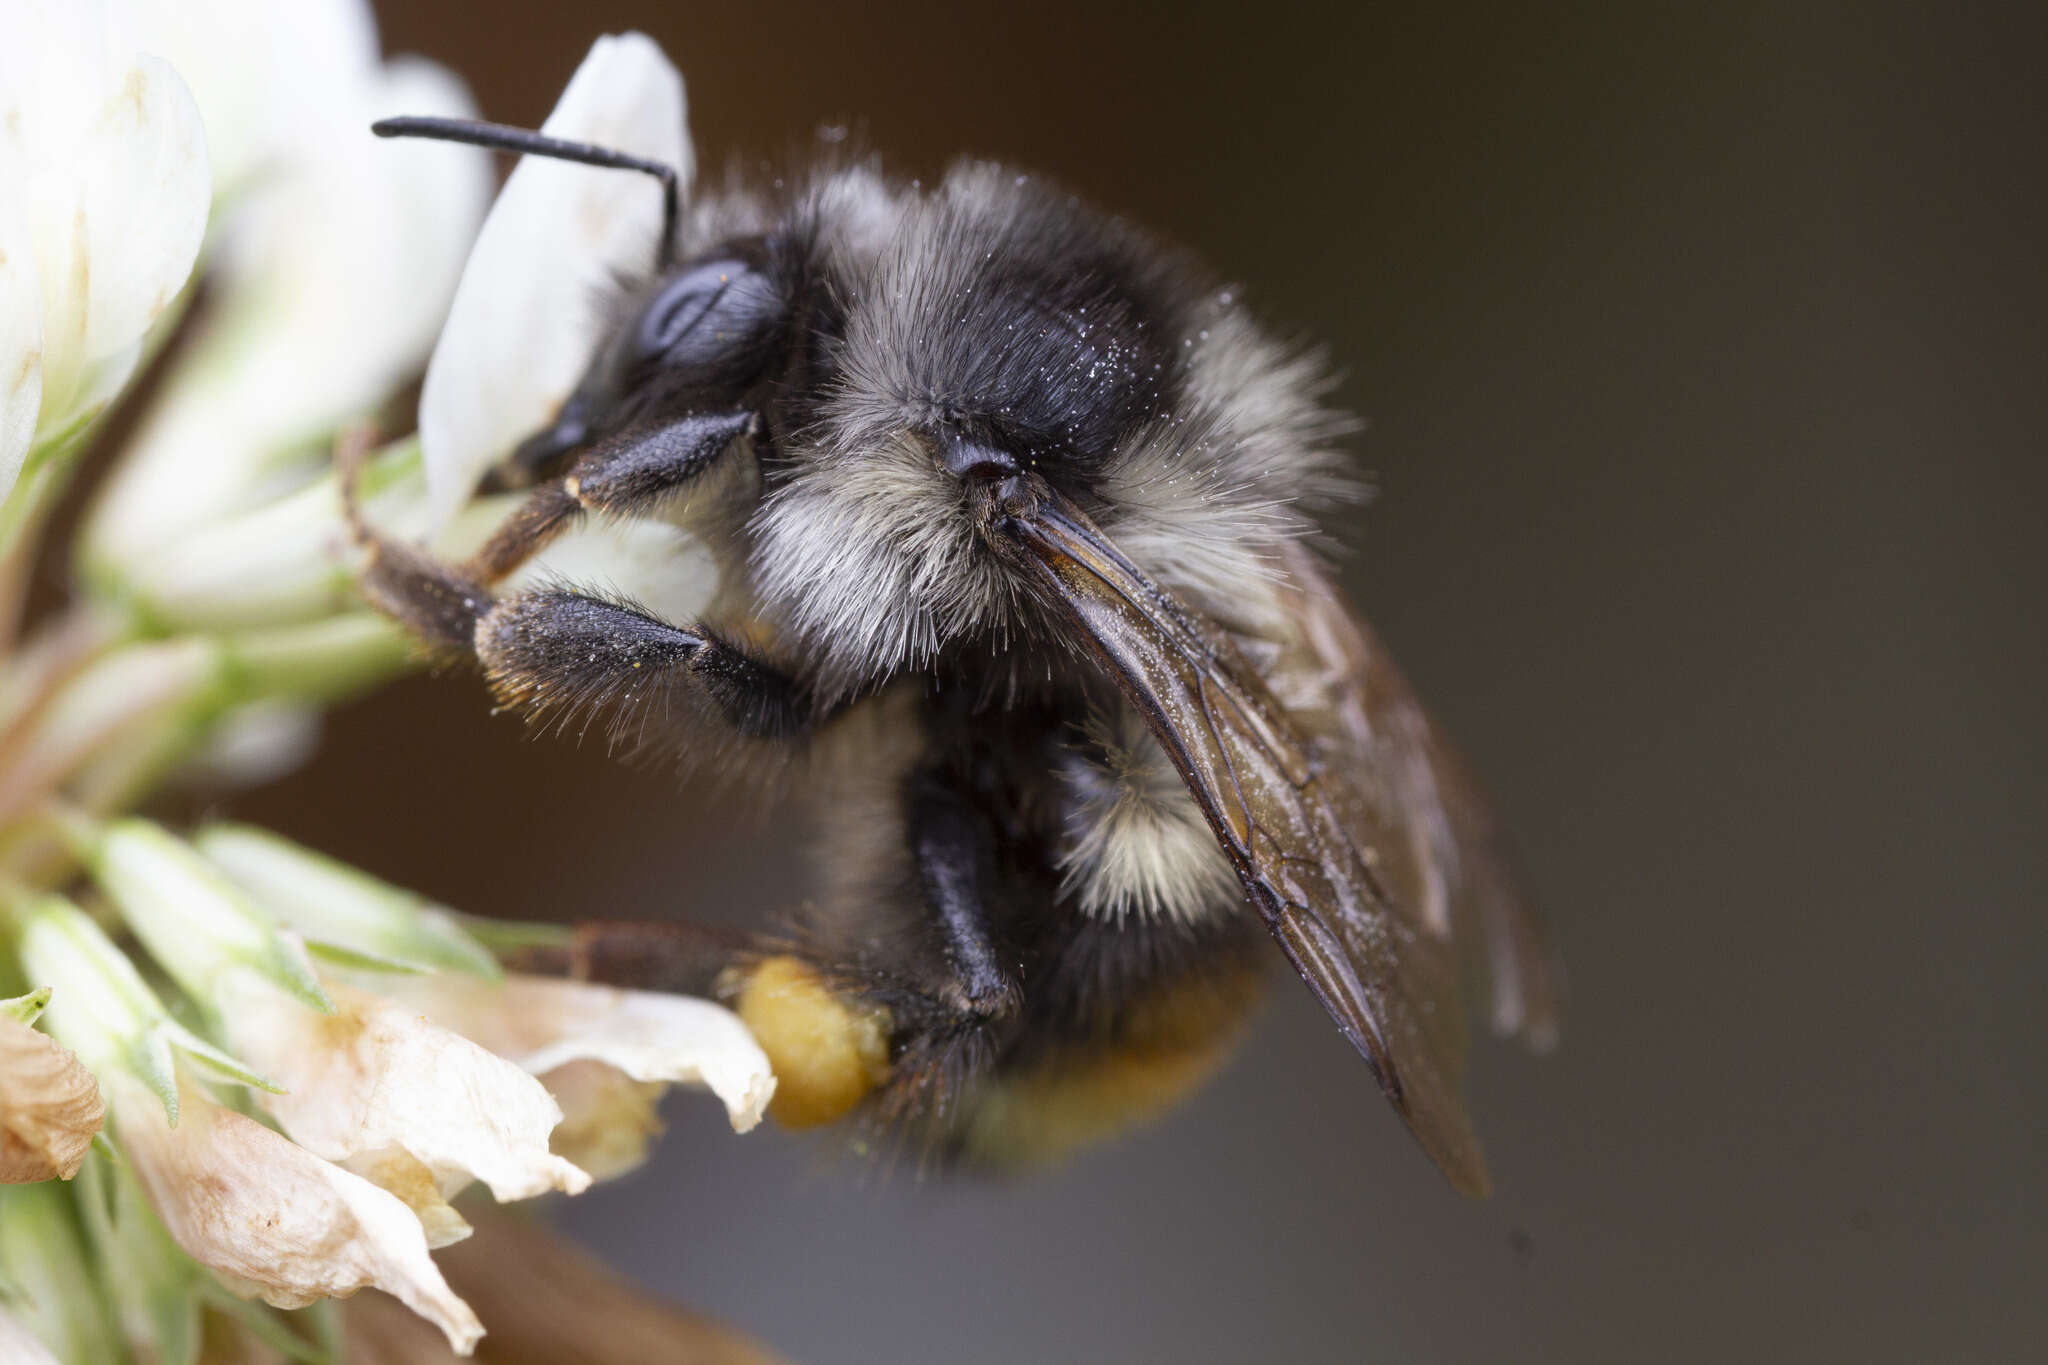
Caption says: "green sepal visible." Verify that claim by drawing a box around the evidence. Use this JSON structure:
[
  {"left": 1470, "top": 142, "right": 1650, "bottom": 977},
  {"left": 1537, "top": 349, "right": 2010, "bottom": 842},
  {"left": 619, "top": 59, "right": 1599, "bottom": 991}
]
[
  {"left": 196, "top": 823, "right": 502, "bottom": 980},
  {"left": 200, "top": 1285, "right": 338, "bottom": 1363},
  {"left": 0, "top": 987, "right": 51, "bottom": 1025},
  {"left": 302, "top": 939, "right": 431, "bottom": 975},
  {"left": 77, "top": 1151, "right": 201, "bottom": 1365},
  {"left": 17, "top": 898, "right": 279, "bottom": 1125}
]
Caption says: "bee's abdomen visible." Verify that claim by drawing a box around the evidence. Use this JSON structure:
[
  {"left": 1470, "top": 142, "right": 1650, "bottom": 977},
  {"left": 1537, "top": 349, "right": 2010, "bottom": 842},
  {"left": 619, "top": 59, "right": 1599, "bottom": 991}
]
[{"left": 955, "top": 947, "right": 1264, "bottom": 1166}]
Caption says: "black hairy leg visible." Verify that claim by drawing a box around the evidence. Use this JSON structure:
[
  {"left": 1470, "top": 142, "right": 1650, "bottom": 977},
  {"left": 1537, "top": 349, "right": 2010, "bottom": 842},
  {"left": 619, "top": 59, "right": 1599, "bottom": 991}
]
[
  {"left": 719, "top": 770, "right": 1035, "bottom": 1143},
  {"left": 465, "top": 409, "right": 755, "bottom": 584},
  {"left": 477, "top": 589, "right": 811, "bottom": 746},
  {"left": 341, "top": 442, "right": 813, "bottom": 750},
  {"left": 353, "top": 530, "right": 495, "bottom": 656},
  {"left": 855, "top": 771, "right": 1028, "bottom": 1141},
  {"left": 907, "top": 770, "right": 1023, "bottom": 1017}
]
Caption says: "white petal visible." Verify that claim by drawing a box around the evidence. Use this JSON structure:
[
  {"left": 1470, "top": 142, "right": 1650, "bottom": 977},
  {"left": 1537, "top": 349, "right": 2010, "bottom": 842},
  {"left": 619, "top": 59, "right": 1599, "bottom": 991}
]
[
  {"left": 0, "top": 163, "right": 42, "bottom": 501},
  {"left": 0, "top": 1307, "right": 60, "bottom": 1365},
  {"left": 215, "top": 973, "right": 592, "bottom": 1203},
  {"left": 381, "top": 972, "right": 774, "bottom": 1133},
  {"left": 419, "top": 31, "right": 689, "bottom": 526},
  {"left": 111, "top": 1075, "right": 483, "bottom": 1354},
  {"left": 516, "top": 516, "right": 721, "bottom": 625},
  {"left": 116, "top": 0, "right": 380, "bottom": 199},
  {"left": 68, "top": 52, "right": 210, "bottom": 366},
  {"left": 536, "top": 1058, "right": 666, "bottom": 1182},
  {"left": 343, "top": 1147, "right": 473, "bottom": 1250},
  {"left": 82, "top": 53, "right": 487, "bottom": 561},
  {"left": 2, "top": 22, "right": 211, "bottom": 424}
]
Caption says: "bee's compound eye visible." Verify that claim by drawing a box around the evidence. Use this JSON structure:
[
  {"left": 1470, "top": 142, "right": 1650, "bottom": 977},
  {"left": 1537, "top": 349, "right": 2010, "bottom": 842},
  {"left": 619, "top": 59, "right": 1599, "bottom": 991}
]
[
  {"left": 633, "top": 256, "right": 782, "bottom": 373},
  {"left": 938, "top": 432, "right": 1023, "bottom": 483}
]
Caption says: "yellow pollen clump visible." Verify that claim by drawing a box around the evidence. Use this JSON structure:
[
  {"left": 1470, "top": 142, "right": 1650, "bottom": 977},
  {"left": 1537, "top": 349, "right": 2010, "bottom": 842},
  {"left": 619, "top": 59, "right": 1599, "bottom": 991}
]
[{"left": 735, "top": 956, "right": 890, "bottom": 1128}]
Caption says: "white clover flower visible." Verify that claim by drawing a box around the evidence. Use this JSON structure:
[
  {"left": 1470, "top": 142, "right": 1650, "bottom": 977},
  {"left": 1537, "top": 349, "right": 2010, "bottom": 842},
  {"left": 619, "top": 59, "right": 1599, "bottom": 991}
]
[
  {"left": 0, "top": 22, "right": 782, "bottom": 1360},
  {"left": 82, "top": 1, "right": 491, "bottom": 568},
  {"left": 419, "top": 31, "right": 690, "bottom": 525},
  {"left": 0, "top": 0, "right": 211, "bottom": 503},
  {"left": 108, "top": 1071, "right": 484, "bottom": 1353}
]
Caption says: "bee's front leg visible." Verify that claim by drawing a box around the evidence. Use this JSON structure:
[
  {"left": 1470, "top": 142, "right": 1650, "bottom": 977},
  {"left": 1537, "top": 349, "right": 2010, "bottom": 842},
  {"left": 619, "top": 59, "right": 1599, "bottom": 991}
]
[
  {"left": 461, "top": 408, "right": 756, "bottom": 585},
  {"left": 343, "top": 438, "right": 811, "bottom": 748}
]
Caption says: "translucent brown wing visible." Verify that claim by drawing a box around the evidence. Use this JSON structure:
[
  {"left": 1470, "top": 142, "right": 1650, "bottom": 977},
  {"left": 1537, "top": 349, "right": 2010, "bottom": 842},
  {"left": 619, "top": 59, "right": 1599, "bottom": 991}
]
[
  {"left": 1009, "top": 502, "right": 1560, "bottom": 1195},
  {"left": 1270, "top": 541, "right": 1563, "bottom": 1054}
]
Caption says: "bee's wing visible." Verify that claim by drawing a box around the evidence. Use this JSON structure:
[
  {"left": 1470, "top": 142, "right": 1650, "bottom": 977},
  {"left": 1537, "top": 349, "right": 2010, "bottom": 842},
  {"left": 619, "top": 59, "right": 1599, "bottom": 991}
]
[
  {"left": 1270, "top": 541, "right": 1564, "bottom": 1056},
  {"left": 1009, "top": 501, "right": 1558, "bottom": 1195}
]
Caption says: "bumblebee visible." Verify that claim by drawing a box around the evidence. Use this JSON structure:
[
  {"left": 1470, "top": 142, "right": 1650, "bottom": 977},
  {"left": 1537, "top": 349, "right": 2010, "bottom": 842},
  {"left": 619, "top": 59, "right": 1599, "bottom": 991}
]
[{"left": 352, "top": 114, "right": 1560, "bottom": 1194}]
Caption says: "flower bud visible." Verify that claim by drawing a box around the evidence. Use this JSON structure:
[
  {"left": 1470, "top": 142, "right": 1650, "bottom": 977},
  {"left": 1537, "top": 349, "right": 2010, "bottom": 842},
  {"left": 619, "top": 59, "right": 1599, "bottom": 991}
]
[
  {"left": 196, "top": 823, "right": 498, "bottom": 978},
  {"left": 88, "top": 818, "right": 331, "bottom": 1013},
  {"left": 17, "top": 898, "right": 276, "bottom": 1121}
]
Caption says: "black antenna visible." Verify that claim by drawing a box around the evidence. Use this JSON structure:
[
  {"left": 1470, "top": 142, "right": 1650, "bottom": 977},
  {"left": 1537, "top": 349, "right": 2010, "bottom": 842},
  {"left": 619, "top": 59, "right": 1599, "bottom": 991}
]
[{"left": 372, "top": 115, "right": 680, "bottom": 270}]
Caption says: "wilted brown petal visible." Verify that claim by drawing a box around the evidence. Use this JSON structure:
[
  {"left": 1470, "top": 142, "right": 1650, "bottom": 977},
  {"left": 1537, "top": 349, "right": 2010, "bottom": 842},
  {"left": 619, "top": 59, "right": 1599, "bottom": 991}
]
[
  {"left": 380, "top": 972, "right": 774, "bottom": 1132},
  {"left": 0, "top": 1016, "right": 104, "bottom": 1183},
  {"left": 111, "top": 1075, "right": 483, "bottom": 1354},
  {"left": 215, "top": 972, "right": 590, "bottom": 1207},
  {"left": 535, "top": 1059, "right": 666, "bottom": 1183}
]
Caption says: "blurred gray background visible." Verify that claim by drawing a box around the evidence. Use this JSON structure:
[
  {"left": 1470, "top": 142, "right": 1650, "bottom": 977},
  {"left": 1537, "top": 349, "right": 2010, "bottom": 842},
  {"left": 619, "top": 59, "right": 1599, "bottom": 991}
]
[{"left": 236, "top": 3, "right": 2044, "bottom": 1361}]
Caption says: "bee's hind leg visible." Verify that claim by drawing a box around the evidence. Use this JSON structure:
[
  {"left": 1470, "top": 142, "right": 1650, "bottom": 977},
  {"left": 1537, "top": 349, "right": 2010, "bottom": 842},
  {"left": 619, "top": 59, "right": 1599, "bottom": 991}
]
[
  {"left": 507, "top": 919, "right": 754, "bottom": 997},
  {"left": 729, "top": 771, "right": 1027, "bottom": 1142}
]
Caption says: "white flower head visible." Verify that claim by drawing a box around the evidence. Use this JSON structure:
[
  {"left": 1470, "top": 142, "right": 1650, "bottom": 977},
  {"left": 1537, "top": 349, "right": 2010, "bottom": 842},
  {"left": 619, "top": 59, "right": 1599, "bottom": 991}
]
[
  {"left": 419, "top": 31, "right": 690, "bottom": 526},
  {"left": 0, "top": 0, "right": 211, "bottom": 501},
  {"left": 83, "top": 9, "right": 491, "bottom": 564}
]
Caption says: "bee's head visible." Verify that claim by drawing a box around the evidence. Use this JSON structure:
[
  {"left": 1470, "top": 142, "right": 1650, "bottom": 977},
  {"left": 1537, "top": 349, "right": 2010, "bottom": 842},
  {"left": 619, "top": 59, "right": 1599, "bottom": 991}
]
[
  {"left": 746, "top": 164, "right": 1345, "bottom": 700},
  {"left": 499, "top": 161, "right": 1353, "bottom": 702}
]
